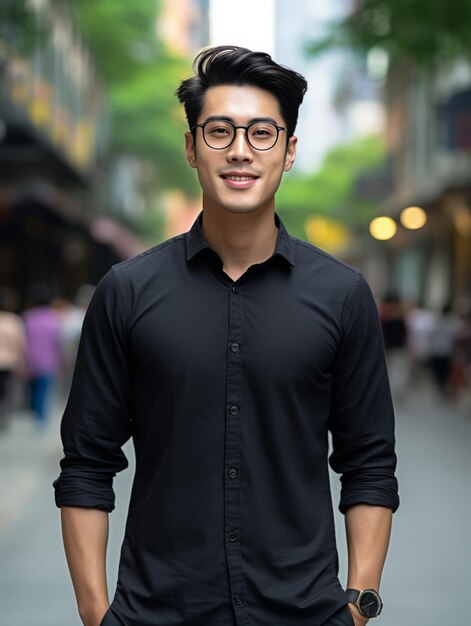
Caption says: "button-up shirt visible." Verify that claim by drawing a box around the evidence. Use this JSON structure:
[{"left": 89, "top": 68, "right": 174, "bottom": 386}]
[{"left": 54, "top": 212, "right": 399, "bottom": 626}]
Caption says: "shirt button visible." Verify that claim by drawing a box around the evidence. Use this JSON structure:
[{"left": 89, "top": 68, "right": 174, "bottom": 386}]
[
  {"left": 228, "top": 531, "right": 239, "bottom": 542},
  {"left": 227, "top": 467, "right": 238, "bottom": 479},
  {"left": 231, "top": 285, "right": 240, "bottom": 294},
  {"left": 234, "top": 594, "right": 244, "bottom": 606},
  {"left": 229, "top": 405, "right": 239, "bottom": 416},
  {"left": 230, "top": 342, "right": 240, "bottom": 352}
]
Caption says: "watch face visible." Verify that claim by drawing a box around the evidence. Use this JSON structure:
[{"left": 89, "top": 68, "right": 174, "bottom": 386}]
[{"left": 358, "top": 590, "right": 382, "bottom": 617}]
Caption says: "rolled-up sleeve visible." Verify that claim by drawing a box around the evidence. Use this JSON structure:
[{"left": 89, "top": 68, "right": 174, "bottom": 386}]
[
  {"left": 53, "top": 268, "right": 132, "bottom": 512},
  {"left": 329, "top": 273, "right": 399, "bottom": 514}
]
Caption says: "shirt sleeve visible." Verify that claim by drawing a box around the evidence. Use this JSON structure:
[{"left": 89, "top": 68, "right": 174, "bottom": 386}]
[
  {"left": 329, "top": 273, "right": 400, "bottom": 514},
  {"left": 53, "top": 268, "right": 132, "bottom": 512}
]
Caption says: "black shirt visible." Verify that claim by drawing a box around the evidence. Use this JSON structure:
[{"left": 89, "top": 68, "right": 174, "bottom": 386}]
[{"left": 54, "top": 212, "right": 399, "bottom": 626}]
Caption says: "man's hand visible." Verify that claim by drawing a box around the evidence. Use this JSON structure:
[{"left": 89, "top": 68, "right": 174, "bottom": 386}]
[{"left": 348, "top": 603, "right": 369, "bottom": 626}]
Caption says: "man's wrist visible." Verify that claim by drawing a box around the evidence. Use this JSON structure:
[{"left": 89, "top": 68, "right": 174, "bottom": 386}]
[
  {"left": 345, "top": 587, "right": 382, "bottom": 619},
  {"left": 80, "top": 603, "right": 109, "bottom": 626},
  {"left": 348, "top": 602, "right": 369, "bottom": 625}
]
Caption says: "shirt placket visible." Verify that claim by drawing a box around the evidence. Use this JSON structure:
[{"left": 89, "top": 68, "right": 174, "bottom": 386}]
[{"left": 224, "top": 282, "right": 250, "bottom": 624}]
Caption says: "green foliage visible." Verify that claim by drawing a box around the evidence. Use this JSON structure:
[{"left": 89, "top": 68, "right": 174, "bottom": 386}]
[
  {"left": 72, "top": 0, "right": 199, "bottom": 198},
  {"left": 133, "top": 204, "right": 166, "bottom": 244},
  {"left": 277, "top": 136, "right": 385, "bottom": 240},
  {"left": 308, "top": 0, "right": 471, "bottom": 67},
  {"left": 109, "top": 57, "right": 199, "bottom": 194},
  {"left": 0, "top": 1, "right": 45, "bottom": 53},
  {"left": 72, "top": 0, "right": 163, "bottom": 84}
]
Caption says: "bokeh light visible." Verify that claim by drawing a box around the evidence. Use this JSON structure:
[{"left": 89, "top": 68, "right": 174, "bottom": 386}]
[
  {"left": 369, "top": 216, "right": 397, "bottom": 240},
  {"left": 370, "top": 216, "right": 397, "bottom": 241},
  {"left": 304, "top": 215, "right": 351, "bottom": 253},
  {"left": 400, "top": 206, "right": 427, "bottom": 230}
]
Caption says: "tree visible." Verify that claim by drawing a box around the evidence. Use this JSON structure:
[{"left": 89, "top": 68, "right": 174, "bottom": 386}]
[
  {"left": 277, "top": 136, "right": 386, "bottom": 241},
  {"left": 307, "top": 0, "right": 471, "bottom": 68},
  {"left": 72, "top": 0, "right": 163, "bottom": 85},
  {"left": 72, "top": 0, "right": 199, "bottom": 197}
]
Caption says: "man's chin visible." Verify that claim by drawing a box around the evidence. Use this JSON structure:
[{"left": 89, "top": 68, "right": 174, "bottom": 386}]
[{"left": 221, "top": 205, "right": 260, "bottom": 215}]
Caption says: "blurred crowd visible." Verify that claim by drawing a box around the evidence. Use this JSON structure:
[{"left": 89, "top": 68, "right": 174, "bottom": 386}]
[
  {"left": 380, "top": 294, "right": 471, "bottom": 408},
  {"left": 0, "top": 283, "right": 95, "bottom": 432}
]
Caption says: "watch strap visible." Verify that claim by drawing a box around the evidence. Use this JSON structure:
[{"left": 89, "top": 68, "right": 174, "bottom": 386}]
[{"left": 345, "top": 588, "right": 360, "bottom": 604}]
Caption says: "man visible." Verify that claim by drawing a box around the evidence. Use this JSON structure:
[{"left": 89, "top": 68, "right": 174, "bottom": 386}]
[{"left": 54, "top": 46, "right": 399, "bottom": 626}]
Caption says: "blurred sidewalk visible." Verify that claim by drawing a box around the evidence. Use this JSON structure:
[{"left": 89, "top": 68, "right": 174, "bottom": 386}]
[
  {"left": 332, "top": 371, "right": 471, "bottom": 626},
  {"left": 0, "top": 409, "right": 63, "bottom": 538},
  {"left": 0, "top": 375, "right": 470, "bottom": 625},
  {"left": 0, "top": 398, "right": 132, "bottom": 626}
]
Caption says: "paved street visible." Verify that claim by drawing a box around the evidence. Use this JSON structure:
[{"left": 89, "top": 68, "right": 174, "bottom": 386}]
[{"left": 0, "top": 376, "right": 469, "bottom": 625}]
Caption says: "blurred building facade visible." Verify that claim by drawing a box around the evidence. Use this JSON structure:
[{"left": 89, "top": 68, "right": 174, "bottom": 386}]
[
  {"left": 159, "top": 0, "right": 211, "bottom": 238},
  {"left": 367, "top": 59, "right": 471, "bottom": 310},
  {"left": 275, "top": 0, "right": 384, "bottom": 172},
  {"left": 159, "top": 0, "right": 210, "bottom": 57},
  {"left": 0, "top": 1, "right": 135, "bottom": 309}
]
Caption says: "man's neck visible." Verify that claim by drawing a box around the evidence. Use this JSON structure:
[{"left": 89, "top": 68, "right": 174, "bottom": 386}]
[{"left": 201, "top": 208, "right": 279, "bottom": 282}]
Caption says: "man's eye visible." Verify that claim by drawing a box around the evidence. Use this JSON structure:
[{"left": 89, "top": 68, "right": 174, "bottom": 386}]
[
  {"left": 211, "top": 127, "right": 230, "bottom": 135},
  {"left": 252, "top": 127, "right": 274, "bottom": 137}
]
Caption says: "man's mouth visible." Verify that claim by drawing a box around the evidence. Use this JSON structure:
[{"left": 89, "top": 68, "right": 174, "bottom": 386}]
[
  {"left": 222, "top": 175, "right": 258, "bottom": 181},
  {"left": 221, "top": 174, "right": 259, "bottom": 188}
]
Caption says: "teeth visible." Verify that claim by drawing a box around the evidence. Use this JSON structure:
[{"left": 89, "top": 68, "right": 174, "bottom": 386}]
[{"left": 225, "top": 176, "right": 255, "bottom": 181}]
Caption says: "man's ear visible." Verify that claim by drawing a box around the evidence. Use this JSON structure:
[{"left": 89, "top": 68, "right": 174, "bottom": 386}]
[
  {"left": 283, "top": 136, "right": 297, "bottom": 172},
  {"left": 185, "top": 131, "right": 197, "bottom": 169}
]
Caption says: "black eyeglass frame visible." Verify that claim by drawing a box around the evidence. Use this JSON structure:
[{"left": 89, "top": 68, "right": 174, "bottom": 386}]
[{"left": 191, "top": 120, "right": 288, "bottom": 151}]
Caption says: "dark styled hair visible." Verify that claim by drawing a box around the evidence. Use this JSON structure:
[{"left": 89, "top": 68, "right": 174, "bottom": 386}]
[{"left": 175, "top": 45, "right": 308, "bottom": 138}]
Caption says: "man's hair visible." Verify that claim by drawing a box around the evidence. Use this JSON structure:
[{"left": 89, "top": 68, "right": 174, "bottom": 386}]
[{"left": 175, "top": 45, "right": 308, "bottom": 138}]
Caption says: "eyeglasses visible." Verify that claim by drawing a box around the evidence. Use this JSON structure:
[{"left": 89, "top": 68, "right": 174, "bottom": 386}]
[{"left": 191, "top": 119, "right": 287, "bottom": 151}]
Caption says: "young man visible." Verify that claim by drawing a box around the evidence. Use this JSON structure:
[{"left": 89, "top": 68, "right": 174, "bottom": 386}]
[{"left": 54, "top": 46, "right": 399, "bottom": 626}]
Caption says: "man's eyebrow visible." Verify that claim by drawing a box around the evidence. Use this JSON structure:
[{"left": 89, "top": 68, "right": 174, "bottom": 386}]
[{"left": 202, "top": 115, "right": 280, "bottom": 125}]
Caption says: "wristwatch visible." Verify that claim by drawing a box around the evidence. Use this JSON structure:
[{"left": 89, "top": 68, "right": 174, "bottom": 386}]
[{"left": 345, "top": 588, "right": 383, "bottom": 618}]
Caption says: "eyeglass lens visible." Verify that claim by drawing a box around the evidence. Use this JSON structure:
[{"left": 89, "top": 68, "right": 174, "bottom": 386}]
[{"left": 203, "top": 121, "right": 279, "bottom": 150}]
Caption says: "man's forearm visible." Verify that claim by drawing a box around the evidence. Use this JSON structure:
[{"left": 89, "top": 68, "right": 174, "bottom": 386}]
[
  {"left": 344, "top": 504, "right": 392, "bottom": 623},
  {"left": 345, "top": 503, "right": 392, "bottom": 590},
  {"left": 61, "top": 506, "right": 110, "bottom": 626}
]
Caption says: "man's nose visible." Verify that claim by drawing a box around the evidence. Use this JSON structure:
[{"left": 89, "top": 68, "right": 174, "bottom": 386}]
[{"left": 226, "top": 128, "right": 253, "bottom": 161}]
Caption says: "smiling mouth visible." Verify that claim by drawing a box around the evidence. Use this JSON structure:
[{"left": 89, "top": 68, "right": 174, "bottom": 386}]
[{"left": 221, "top": 175, "right": 259, "bottom": 181}]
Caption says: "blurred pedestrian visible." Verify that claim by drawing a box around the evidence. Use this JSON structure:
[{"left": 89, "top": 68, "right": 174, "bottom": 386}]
[
  {"left": 449, "top": 311, "right": 471, "bottom": 407},
  {"left": 0, "top": 289, "right": 26, "bottom": 430},
  {"left": 60, "top": 285, "right": 95, "bottom": 375},
  {"left": 54, "top": 46, "right": 398, "bottom": 626},
  {"left": 380, "top": 292, "right": 409, "bottom": 399},
  {"left": 429, "top": 303, "right": 461, "bottom": 397},
  {"left": 23, "top": 283, "right": 62, "bottom": 427},
  {"left": 59, "top": 284, "right": 95, "bottom": 397},
  {"left": 406, "top": 303, "right": 435, "bottom": 376}
]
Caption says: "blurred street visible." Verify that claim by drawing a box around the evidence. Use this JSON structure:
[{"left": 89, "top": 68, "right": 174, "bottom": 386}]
[
  {"left": 1, "top": 2, "right": 471, "bottom": 625},
  {"left": 0, "top": 375, "right": 469, "bottom": 626}
]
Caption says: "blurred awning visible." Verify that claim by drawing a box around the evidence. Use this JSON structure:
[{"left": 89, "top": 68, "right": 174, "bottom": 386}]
[{"left": 0, "top": 103, "right": 92, "bottom": 188}]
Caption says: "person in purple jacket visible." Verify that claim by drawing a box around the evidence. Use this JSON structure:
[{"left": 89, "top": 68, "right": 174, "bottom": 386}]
[{"left": 23, "top": 283, "right": 62, "bottom": 426}]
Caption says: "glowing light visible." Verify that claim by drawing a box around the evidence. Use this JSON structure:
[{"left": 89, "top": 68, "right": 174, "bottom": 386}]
[
  {"left": 304, "top": 216, "right": 351, "bottom": 253},
  {"left": 400, "top": 206, "right": 427, "bottom": 230},
  {"left": 369, "top": 216, "right": 397, "bottom": 241}
]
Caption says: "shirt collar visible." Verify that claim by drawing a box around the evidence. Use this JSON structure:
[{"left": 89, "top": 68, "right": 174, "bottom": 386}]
[{"left": 185, "top": 211, "right": 296, "bottom": 267}]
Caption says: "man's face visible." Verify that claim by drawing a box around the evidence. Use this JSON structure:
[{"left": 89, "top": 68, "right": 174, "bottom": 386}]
[{"left": 185, "top": 85, "right": 297, "bottom": 217}]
